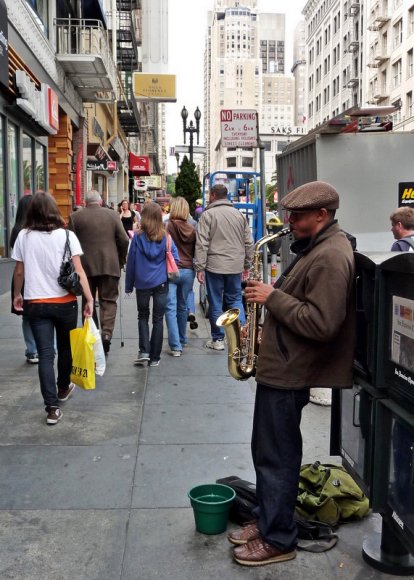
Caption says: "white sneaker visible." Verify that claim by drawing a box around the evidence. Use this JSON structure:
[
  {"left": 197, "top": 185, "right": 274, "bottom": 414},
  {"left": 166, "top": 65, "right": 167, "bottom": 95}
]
[
  {"left": 134, "top": 353, "right": 150, "bottom": 365},
  {"left": 205, "top": 339, "right": 225, "bottom": 351},
  {"left": 171, "top": 350, "right": 182, "bottom": 357}
]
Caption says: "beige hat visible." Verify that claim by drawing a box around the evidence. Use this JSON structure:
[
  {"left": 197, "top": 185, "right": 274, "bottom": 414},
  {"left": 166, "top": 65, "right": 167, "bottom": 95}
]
[{"left": 281, "top": 181, "right": 339, "bottom": 211}]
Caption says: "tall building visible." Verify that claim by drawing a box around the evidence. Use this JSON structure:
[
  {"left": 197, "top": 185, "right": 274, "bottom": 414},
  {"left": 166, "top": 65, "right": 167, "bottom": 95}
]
[
  {"left": 204, "top": 0, "right": 286, "bottom": 181},
  {"left": 292, "top": 21, "right": 307, "bottom": 126},
  {"left": 302, "top": 0, "right": 364, "bottom": 130},
  {"left": 366, "top": 0, "right": 414, "bottom": 131}
]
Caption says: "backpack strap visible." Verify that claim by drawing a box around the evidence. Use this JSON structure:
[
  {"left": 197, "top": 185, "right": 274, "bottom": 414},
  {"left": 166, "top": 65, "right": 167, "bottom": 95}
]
[{"left": 400, "top": 236, "right": 414, "bottom": 250}]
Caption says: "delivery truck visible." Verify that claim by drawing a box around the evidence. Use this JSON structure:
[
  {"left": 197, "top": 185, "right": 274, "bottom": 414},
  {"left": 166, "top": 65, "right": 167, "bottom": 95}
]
[{"left": 276, "top": 125, "right": 414, "bottom": 269}]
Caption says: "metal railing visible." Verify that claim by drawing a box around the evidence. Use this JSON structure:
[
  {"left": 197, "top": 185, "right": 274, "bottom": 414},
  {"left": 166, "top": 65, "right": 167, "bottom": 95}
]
[{"left": 55, "top": 18, "right": 116, "bottom": 86}]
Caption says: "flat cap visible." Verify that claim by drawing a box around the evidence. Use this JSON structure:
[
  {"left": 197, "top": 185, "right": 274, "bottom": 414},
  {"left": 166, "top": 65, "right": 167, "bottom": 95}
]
[{"left": 281, "top": 181, "right": 339, "bottom": 211}]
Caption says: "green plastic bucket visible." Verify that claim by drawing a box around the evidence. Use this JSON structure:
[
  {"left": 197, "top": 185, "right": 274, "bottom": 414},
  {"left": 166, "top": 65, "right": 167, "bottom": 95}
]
[{"left": 188, "top": 483, "right": 236, "bottom": 535}]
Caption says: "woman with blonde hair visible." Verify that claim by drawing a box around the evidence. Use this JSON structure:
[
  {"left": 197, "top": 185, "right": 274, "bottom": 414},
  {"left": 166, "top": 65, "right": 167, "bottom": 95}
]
[
  {"left": 125, "top": 202, "right": 178, "bottom": 366},
  {"left": 165, "top": 196, "right": 196, "bottom": 356}
]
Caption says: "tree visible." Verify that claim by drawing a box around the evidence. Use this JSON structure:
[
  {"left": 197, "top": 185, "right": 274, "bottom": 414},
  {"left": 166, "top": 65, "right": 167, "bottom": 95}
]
[
  {"left": 166, "top": 175, "right": 176, "bottom": 196},
  {"left": 173, "top": 155, "right": 201, "bottom": 215}
]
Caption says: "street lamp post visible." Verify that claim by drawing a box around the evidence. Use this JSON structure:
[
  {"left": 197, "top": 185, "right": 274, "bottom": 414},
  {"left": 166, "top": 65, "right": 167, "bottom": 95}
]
[{"left": 181, "top": 106, "right": 201, "bottom": 164}]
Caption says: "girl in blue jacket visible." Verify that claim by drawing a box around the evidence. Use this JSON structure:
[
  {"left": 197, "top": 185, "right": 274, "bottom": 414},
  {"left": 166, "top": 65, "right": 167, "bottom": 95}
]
[{"left": 125, "top": 202, "right": 178, "bottom": 366}]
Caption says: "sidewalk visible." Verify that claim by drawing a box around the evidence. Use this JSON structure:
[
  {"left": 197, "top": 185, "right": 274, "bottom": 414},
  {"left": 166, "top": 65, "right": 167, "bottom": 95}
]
[{"left": 0, "top": 284, "right": 400, "bottom": 579}]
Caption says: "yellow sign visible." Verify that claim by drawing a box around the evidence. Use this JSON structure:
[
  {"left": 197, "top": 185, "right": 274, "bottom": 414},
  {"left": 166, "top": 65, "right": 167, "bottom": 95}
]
[{"left": 133, "top": 73, "right": 176, "bottom": 102}]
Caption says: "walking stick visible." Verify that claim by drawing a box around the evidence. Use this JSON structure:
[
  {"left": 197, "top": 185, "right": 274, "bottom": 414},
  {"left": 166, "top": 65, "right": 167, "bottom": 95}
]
[{"left": 119, "top": 282, "right": 125, "bottom": 348}]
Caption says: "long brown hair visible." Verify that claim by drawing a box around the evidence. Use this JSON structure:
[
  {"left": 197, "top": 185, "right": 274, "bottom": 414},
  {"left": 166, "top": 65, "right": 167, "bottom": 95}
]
[
  {"left": 140, "top": 202, "right": 165, "bottom": 242},
  {"left": 26, "top": 192, "right": 65, "bottom": 232}
]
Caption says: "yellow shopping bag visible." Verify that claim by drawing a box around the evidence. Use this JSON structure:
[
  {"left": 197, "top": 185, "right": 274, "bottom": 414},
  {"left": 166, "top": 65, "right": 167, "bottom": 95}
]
[{"left": 70, "top": 318, "right": 96, "bottom": 390}]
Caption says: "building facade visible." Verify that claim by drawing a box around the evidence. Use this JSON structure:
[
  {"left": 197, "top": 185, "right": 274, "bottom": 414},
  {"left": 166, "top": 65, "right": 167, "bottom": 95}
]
[
  {"left": 366, "top": 0, "right": 414, "bottom": 131},
  {"left": 303, "top": 0, "right": 365, "bottom": 130},
  {"left": 204, "top": 0, "right": 289, "bottom": 183},
  {"left": 292, "top": 20, "right": 307, "bottom": 125}
]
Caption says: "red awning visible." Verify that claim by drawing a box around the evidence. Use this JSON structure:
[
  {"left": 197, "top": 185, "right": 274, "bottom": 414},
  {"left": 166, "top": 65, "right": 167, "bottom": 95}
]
[{"left": 129, "top": 153, "right": 150, "bottom": 176}]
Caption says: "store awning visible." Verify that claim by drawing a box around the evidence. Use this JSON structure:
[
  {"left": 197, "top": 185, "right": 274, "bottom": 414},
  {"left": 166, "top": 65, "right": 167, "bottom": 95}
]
[{"left": 129, "top": 153, "right": 150, "bottom": 176}]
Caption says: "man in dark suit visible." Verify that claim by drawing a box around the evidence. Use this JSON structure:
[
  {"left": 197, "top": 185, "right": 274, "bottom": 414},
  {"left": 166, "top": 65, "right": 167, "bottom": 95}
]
[{"left": 69, "top": 190, "right": 129, "bottom": 354}]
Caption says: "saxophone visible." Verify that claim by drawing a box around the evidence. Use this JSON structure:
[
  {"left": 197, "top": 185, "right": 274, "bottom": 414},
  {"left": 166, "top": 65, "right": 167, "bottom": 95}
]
[{"left": 216, "top": 227, "right": 291, "bottom": 380}]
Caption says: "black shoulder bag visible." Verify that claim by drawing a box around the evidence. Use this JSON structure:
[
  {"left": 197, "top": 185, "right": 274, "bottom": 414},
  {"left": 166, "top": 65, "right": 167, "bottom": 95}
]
[{"left": 57, "top": 230, "right": 83, "bottom": 295}]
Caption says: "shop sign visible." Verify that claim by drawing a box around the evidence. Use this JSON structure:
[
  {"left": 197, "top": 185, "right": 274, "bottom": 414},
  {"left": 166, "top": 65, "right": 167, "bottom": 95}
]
[
  {"left": 399, "top": 183, "right": 414, "bottom": 208},
  {"left": 0, "top": 0, "right": 9, "bottom": 89},
  {"left": 133, "top": 73, "right": 176, "bottom": 102},
  {"left": 94, "top": 144, "right": 110, "bottom": 161},
  {"left": 15, "top": 71, "right": 58, "bottom": 135},
  {"left": 144, "top": 175, "right": 162, "bottom": 189},
  {"left": 86, "top": 159, "right": 115, "bottom": 171},
  {"left": 221, "top": 109, "right": 258, "bottom": 148},
  {"left": 48, "top": 88, "right": 59, "bottom": 131},
  {"left": 134, "top": 177, "right": 147, "bottom": 191},
  {"left": 270, "top": 126, "right": 307, "bottom": 136},
  {"left": 129, "top": 152, "right": 150, "bottom": 175}
]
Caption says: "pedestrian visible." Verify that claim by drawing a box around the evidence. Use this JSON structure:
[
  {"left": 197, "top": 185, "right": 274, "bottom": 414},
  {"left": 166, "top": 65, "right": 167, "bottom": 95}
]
[
  {"left": 194, "top": 198, "right": 203, "bottom": 222},
  {"left": 12, "top": 192, "right": 94, "bottom": 425},
  {"left": 229, "top": 181, "right": 355, "bottom": 567},
  {"left": 165, "top": 197, "right": 196, "bottom": 356},
  {"left": 119, "top": 198, "right": 139, "bottom": 237},
  {"left": 10, "top": 194, "right": 39, "bottom": 364},
  {"left": 194, "top": 184, "right": 254, "bottom": 350},
  {"left": 68, "top": 190, "right": 129, "bottom": 355},
  {"left": 390, "top": 207, "right": 414, "bottom": 251},
  {"left": 125, "top": 202, "right": 179, "bottom": 367}
]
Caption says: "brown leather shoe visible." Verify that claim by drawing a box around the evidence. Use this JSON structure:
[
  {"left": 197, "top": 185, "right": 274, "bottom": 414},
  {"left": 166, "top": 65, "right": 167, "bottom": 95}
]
[
  {"left": 227, "top": 521, "right": 260, "bottom": 545},
  {"left": 233, "top": 538, "right": 296, "bottom": 567}
]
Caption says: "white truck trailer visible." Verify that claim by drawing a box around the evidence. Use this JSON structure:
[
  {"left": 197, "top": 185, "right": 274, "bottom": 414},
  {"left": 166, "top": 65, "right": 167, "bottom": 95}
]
[{"left": 276, "top": 130, "right": 414, "bottom": 268}]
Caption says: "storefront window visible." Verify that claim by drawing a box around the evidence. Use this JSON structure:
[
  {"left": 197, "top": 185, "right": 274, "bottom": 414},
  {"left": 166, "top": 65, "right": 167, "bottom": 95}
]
[
  {"left": 35, "top": 142, "right": 45, "bottom": 192},
  {"left": 0, "top": 116, "right": 4, "bottom": 257},
  {"left": 8, "top": 123, "right": 18, "bottom": 229},
  {"left": 23, "top": 133, "right": 33, "bottom": 195}
]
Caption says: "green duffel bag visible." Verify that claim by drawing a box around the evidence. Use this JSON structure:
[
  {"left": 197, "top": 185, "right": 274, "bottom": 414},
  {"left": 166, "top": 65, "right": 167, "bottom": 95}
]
[{"left": 295, "top": 462, "right": 370, "bottom": 526}]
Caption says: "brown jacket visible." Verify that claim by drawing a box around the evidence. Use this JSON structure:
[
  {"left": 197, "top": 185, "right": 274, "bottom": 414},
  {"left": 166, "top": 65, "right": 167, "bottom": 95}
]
[
  {"left": 167, "top": 219, "right": 196, "bottom": 269},
  {"left": 68, "top": 204, "right": 129, "bottom": 278},
  {"left": 256, "top": 222, "right": 355, "bottom": 389}
]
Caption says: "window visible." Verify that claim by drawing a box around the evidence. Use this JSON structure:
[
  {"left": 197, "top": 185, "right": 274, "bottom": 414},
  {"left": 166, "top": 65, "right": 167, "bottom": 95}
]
[
  {"left": 227, "top": 157, "right": 237, "bottom": 168},
  {"left": 24, "top": 0, "right": 49, "bottom": 34},
  {"left": 393, "top": 19, "right": 403, "bottom": 48},
  {"left": 35, "top": 142, "right": 46, "bottom": 192},
  {"left": 263, "top": 141, "right": 271, "bottom": 151},
  {"left": 23, "top": 133, "right": 33, "bottom": 194},
  {"left": 408, "top": 49, "right": 414, "bottom": 78},
  {"left": 0, "top": 116, "right": 4, "bottom": 257},
  {"left": 393, "top": 59, "right": 402, "bottom": 87},
  {"left": 409, "top": 6, "right": 414, "bottom": 35},
  {"left": 242, "top": 157, "right": 253, "bottom": 167},
  {"left": 7, "top": 123, "right": 18, "bottom": 229},
  {"left": 407, "top": 91, "right": 413, "bottom": 117}
]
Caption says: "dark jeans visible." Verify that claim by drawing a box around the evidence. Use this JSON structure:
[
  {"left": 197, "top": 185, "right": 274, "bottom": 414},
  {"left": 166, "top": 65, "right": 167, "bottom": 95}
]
[
  {"left": 136, "top": 282, "right": 168, "bottom": 362},
  {"left": 252, "top": 383, "right": 310, "bottom": 551},
  {"left": 26, "top": 301, "right": 78, "bottom": 409}
]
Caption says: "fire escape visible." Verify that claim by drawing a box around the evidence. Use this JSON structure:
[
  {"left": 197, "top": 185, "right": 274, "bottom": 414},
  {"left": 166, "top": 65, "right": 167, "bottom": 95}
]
[
  {"left": 114, "top": 0, "right": 141, "bottom": 138},
  {"left": 367, "top": 0, "right": 391, "bottom": 103},
  {"left": 344, "top": 0, "right": 360, "bottom": 104}
]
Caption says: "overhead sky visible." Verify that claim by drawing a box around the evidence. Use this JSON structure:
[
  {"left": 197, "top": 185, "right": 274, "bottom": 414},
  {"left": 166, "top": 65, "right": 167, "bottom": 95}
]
[{"left": 165, "top": 0, "right": 306, "bottom": 173}]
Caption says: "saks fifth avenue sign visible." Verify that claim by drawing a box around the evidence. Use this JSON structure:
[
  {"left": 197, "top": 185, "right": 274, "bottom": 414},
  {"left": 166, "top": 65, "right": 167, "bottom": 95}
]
[
  {"left": 270, "top": 126, "right": 307, "bottom": 136},
  {"left": 15, "top": 70, "right": 59, "bottom": 135}
]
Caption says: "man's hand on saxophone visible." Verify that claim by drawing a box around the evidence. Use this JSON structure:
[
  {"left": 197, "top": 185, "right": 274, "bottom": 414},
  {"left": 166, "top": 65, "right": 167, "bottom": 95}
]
[{"left": 244, "top": 279, "right": 274, "bottom": 305}]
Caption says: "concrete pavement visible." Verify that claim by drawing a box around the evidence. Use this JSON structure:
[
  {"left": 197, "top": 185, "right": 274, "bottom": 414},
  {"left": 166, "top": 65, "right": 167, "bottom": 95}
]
[{"left": 0, "top": 283, "right": 406, "bottom": 579}]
